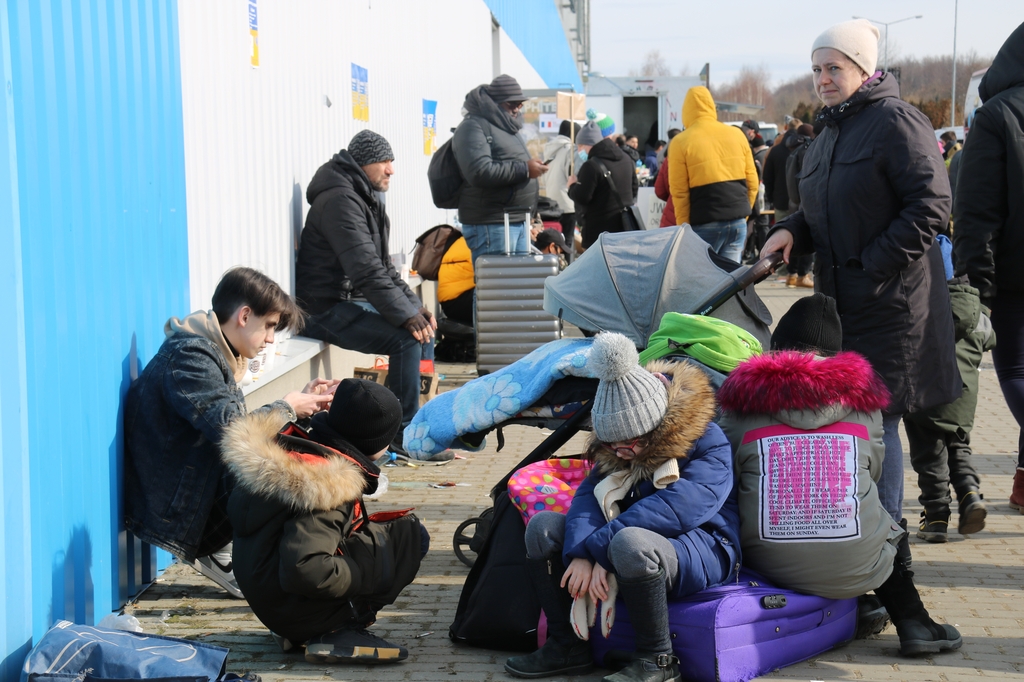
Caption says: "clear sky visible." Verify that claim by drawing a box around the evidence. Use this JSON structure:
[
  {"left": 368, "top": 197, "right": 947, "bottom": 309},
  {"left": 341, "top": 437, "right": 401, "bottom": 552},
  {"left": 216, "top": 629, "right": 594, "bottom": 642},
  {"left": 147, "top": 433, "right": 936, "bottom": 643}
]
[{"left": 589, "top": 1, "right": 1021, "bottom": 88}]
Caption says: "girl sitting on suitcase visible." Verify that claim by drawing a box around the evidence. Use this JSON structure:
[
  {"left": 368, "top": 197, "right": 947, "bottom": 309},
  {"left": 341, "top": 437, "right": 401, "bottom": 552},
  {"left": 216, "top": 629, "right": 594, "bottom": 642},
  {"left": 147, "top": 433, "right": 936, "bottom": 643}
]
[
  {"left": 717, "top": 294, "right": 962, "bottom": 657},
  {"left": 505, "top": 332, "right": 740, "bottom": 682}
]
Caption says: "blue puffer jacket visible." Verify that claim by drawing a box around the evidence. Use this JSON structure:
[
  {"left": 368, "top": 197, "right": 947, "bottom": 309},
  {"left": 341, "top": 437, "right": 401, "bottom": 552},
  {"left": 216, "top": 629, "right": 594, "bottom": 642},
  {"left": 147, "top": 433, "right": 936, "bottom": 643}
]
[
  {"left": 563, "top": 360, "right": 741, "bottom": 598},
  {"left": 124, "top": 320, "right": 293, "bottom": 562}
]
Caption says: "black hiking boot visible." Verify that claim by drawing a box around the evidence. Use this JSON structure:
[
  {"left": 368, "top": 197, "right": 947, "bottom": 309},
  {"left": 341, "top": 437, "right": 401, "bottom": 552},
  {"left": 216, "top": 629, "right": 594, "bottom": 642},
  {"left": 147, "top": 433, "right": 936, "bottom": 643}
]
[
  {"left": 874, "top": 552, "right": 962, "bottom": 657},
  {"left": 917, "top": 509, "right": 950, "bottom": 543},
  {"left": 504, "top": 557, "right": 593, "bottom": 678},
  {"left": 304, "top": 626, "right": 408, "bottom": 664},
  {"left": 855, "top": 594, "right": 890, "bottom": 638},
  {"left": 603, "top": 570, "right": 681, "bottom": 682},
  {"left": 956, "top": 490, "right": 987, "bottom": 535}
]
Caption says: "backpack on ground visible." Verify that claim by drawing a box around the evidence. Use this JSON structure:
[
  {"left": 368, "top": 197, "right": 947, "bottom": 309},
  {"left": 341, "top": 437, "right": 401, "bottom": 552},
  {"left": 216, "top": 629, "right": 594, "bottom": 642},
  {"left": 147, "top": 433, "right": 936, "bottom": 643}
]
[
  {"left": 427, "top": 121, "right": 493, "bottom": 209},
  {"left": 411, "top": 224, "right": 460, "bottom": 281}
]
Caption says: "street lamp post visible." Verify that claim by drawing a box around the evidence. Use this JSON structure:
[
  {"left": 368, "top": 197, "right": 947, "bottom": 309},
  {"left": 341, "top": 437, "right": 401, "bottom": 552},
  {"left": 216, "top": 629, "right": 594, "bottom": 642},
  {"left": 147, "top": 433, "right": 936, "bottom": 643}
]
[
  {"left": 852, "top": 14, "right": 924, "bottom": 72},
  {"left": 952, "top": 0, "right": 958, "bottom": 127}
]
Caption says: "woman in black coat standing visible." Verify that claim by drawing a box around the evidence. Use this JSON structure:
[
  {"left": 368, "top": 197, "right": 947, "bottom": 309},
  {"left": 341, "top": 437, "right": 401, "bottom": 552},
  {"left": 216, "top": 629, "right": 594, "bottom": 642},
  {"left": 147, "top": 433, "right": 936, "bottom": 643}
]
[{"left": 762, "top": 19, "right": 960, "bottom": 541}]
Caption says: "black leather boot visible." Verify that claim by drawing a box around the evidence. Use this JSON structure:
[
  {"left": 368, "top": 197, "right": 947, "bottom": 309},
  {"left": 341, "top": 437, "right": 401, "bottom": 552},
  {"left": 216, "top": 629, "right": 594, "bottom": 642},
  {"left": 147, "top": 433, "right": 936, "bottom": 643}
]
[
  {"left": 874, "top": 554, "right": 962, "bottom": 656},
  {"left": 505, "top": 557, "right": 593, "bottom": 678},
  {"left": 603, "top": 570, "right": 681, "bottom": 682},
  {"left": 896, "top": 518, "right": 913, "bottom": 568}
]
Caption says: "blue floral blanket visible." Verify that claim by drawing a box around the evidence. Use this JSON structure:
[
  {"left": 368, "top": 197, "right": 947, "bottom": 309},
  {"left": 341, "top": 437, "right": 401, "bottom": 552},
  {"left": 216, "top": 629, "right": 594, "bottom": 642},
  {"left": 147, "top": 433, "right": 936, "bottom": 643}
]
[{"left": 404, "top": 338, "right": 596, "bottom": 459}]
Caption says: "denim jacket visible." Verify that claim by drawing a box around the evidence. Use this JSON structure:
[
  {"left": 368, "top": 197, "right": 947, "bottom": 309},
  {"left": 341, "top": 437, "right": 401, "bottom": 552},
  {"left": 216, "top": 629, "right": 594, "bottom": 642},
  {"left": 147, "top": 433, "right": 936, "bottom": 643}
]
[{"left": 123, "top": 331, "right": 293, "bottom": 561}]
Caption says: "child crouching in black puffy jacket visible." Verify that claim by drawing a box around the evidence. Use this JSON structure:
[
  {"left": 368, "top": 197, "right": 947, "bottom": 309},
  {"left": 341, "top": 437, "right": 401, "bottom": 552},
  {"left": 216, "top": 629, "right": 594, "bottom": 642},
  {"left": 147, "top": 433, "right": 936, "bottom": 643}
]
[{"left": 222, "top": 378, "right": 427, "bottom": 665}]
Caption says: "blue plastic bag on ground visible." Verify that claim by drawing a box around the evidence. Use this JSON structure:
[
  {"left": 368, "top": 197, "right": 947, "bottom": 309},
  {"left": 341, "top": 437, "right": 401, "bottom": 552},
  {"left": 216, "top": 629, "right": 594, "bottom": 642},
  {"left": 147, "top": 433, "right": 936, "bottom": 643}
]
[{"left": 21, "top": 620, "right": 229, "bottom": 682}]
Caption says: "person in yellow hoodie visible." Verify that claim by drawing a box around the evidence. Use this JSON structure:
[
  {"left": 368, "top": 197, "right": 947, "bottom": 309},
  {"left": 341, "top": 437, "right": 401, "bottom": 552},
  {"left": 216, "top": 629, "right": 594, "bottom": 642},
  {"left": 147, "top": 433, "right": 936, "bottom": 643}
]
[
  {"left": 668, "top": 86, "right": 758, "bottom": 263},
  {"left": 438, "top": 235, "right": 475, "bottom": 326}
]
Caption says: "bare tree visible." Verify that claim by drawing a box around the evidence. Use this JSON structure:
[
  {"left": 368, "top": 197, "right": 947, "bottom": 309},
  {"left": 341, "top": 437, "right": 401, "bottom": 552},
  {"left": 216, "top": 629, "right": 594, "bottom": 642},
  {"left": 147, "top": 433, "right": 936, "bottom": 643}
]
[
  {"left": 678, "top": 63, "right": 693, "bottom": 77},
  {"left": 638, "top": 49, "right": 672, "bottom": 77},
  {"left": 715, "top": 64, "right": 773, "bottom": 120}
]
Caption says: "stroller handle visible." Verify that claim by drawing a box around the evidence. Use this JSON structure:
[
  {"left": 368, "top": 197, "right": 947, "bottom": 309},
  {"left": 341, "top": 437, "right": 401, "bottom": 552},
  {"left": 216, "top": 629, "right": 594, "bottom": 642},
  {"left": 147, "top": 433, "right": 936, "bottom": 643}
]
[{"left": 691, "top": 252, "right": 785, "bottom": 317}]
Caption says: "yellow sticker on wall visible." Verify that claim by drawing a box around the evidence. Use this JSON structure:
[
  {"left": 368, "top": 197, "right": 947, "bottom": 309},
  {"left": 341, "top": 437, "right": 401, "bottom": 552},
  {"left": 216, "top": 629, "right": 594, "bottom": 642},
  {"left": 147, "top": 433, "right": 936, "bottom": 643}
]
[{"left": 248, "top": 0, "right": 259, "bottom": 68}]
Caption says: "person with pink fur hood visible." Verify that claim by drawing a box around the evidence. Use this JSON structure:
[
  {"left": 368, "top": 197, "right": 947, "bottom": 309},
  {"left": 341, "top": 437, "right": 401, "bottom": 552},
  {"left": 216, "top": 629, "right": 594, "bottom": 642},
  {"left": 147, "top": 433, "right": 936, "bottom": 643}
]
[{"left": 717, "top": 294, "right": 961, "bottom": 658}]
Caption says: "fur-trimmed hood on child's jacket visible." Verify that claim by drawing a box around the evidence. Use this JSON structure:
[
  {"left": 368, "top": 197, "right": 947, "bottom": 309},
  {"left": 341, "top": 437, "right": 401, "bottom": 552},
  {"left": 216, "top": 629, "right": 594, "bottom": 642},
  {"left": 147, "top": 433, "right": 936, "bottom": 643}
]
[
  {"left": 717, "top": 351, "right": 899, "bottom": 600},
  {"left": 718, "top": 351, "right": 889, "bottom": 426},
  {"left": 590, "top": 359, "right": 717, "bottom": 484},
  {"left": 221, "top": 410, "right": 422, "bottom": 644},
  {"left": 222, "top": 409, "right": 378, "bottom": 515},
  {"left": 565, "top": 360, "right": 741, "bottom": 597}
]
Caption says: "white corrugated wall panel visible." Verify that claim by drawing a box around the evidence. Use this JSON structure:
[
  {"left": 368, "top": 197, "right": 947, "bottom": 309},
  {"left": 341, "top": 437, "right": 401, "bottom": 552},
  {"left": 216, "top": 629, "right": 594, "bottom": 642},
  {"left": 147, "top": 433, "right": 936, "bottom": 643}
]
[{"left": 178, "top": 0, "right": 548, "bottom": 309}]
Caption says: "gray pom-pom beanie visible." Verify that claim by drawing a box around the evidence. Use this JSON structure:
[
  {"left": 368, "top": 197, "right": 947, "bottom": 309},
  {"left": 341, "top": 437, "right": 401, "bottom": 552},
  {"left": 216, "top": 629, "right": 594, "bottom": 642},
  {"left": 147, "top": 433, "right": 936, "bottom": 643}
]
[{"left": 589, "top": 332, "right": 669, "bottom": 443}]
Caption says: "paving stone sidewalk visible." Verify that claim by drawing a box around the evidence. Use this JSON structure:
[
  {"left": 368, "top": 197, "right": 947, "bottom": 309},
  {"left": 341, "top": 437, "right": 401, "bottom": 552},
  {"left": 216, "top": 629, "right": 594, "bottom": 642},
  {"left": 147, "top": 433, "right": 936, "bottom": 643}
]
[{"left": 127, "top": 279, "right": 1024, "bottom": 681}]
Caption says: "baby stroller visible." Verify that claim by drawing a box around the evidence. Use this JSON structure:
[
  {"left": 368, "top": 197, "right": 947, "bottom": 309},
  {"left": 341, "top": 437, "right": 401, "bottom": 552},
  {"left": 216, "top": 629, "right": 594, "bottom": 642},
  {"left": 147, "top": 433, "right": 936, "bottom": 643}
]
[
  {"left": 445, "top": 228, "right": 781, "bottom": 651},
  {"left": 448, "top": 226, "right": 780, "bottom": 566}
]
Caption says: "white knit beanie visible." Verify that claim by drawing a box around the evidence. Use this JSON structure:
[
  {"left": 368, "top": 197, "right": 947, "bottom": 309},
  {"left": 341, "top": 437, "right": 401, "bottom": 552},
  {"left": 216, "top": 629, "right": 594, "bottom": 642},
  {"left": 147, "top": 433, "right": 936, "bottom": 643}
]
[
  {"left": 811, "top": 19, "right": 880, "bottom": 76},
  {"left": 589, "top": 333, "right": 668, "bottom": 443}
]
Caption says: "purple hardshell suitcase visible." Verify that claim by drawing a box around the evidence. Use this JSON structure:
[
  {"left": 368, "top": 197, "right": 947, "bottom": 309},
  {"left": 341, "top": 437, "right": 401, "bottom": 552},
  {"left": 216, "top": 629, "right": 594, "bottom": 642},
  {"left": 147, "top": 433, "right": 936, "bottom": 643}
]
[{"left": 589, "top": 570, "right": 857, "bottom": 682}]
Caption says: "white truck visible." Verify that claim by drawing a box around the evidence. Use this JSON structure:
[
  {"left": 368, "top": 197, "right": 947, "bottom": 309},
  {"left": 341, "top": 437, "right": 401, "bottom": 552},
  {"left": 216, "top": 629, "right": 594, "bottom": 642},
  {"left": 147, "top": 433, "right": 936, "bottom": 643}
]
[
  {"left": 584, "top": 75, "right": 705, "bottom": 142},
  {"left": 963, "top": 67, "right": 989, "bottom": 137}
]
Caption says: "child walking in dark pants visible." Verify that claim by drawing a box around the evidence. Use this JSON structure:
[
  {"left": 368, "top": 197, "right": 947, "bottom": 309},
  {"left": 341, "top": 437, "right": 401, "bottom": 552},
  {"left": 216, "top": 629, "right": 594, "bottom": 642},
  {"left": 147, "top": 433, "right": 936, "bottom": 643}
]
[{"left": 504, "top": 332, "right": 740, "bottom": 682}]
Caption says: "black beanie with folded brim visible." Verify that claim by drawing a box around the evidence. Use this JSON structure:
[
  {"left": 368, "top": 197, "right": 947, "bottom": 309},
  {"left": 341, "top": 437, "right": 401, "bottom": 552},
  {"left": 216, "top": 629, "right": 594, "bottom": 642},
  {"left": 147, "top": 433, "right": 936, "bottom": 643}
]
[
  {"left": 310, "top": 378, "right": 402, "bottom": 457},
  {"left": 771, "top": 293, "right": 843, "bottom": 356}
]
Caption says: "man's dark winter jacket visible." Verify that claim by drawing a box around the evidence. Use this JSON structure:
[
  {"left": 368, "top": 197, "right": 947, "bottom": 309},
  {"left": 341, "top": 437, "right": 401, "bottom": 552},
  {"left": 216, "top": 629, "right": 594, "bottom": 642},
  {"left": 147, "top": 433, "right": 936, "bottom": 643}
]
[
  {"left": 773, "top": 72, "right": 960, "bottom": 415},
  {"left": 568, "top": 137, "right": 639, "bottom": 248},
  {"left": 953, "top": 20, "right": 1024, "bottom": 303},
  {"left": 762, "top": 131, "right": 794, "bottom": 211},
  {"left": 452, "top": 86, "right": 538, "bottom": 225},
  {"left": 295, "top": 151, "right": 421, "bottom": 324},
  {"left": 224, "top": 412, "right": 422, "bottom": 643}
]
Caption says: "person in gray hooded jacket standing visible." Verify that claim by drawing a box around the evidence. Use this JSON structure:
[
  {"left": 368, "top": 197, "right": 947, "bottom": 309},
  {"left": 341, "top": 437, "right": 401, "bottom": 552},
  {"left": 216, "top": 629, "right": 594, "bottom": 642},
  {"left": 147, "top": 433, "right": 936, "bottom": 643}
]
[{"left": 452, "top": 74, "right": 548, "bottom": 265}]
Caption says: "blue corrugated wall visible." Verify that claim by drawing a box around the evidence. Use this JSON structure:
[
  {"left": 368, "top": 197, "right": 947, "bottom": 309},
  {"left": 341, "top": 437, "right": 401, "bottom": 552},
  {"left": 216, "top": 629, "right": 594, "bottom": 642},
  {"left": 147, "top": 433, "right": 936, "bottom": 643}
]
[
  {"left": 0, "top": 1, "right": 187, "bottom": 678},
  {"left": 485, "top": 0, "right": 584, "bottom": 91}
]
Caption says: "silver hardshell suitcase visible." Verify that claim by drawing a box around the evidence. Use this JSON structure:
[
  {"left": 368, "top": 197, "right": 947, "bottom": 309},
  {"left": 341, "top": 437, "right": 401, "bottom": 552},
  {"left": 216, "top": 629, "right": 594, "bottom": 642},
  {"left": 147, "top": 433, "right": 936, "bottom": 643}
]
[{"left": 475, "top": 211, "right": 562, "bottom": 374}]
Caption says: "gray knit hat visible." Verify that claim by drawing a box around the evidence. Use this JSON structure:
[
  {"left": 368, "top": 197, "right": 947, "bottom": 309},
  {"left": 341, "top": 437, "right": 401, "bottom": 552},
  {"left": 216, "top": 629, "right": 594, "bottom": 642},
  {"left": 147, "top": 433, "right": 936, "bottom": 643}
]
[
  {"left": 348, "top": 129, "right": 394, "bottom": 166},
  {"left": 589, "top": 332, "right": 669, "bottom": 443},
  {"left": 485, "top": 74, "right": 525, "bottom": 103},
  {"left": 576, "top": 120, "right": 603, "bottom": 146},
  {"left": 812, "top": 19, "right": 880, "bottom": 76}
]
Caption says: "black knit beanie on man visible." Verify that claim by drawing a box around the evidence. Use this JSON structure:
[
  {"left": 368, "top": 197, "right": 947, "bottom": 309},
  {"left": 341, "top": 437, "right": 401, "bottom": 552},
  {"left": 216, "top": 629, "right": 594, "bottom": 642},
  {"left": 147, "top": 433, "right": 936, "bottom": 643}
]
[
  {"left": 348, "top": 129, "right": 394, "bottom": 167},
  {"left": 770, "top": 293, "right": 843, "bottom": 356},
  {"left": 485, "top": 74, "right": 525, "bottom": 103},
  {"left": 310, "top": 378, "right": 402, "bottom": 457}
]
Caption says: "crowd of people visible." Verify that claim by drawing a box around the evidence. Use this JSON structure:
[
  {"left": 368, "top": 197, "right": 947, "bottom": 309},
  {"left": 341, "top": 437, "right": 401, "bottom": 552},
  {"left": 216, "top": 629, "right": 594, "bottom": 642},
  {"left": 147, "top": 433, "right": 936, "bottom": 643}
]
[{"left": 119, "top": 15, "right": 1024, "bottom": 681}]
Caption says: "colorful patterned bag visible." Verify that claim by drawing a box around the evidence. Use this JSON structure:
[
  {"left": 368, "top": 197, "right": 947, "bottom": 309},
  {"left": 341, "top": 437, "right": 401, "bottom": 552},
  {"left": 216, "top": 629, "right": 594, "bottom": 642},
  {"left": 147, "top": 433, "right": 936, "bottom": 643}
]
[{"left": 508, "top": 456, "right": 592, "bottom": 523}]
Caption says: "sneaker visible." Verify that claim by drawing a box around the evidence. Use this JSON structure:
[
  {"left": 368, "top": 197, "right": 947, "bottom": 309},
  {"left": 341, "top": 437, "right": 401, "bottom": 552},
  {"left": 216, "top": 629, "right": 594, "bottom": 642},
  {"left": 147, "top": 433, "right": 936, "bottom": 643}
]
[
  {"left": 271, "top": 632, "right": 297, "bottom": 653},
  {"left": 957, "top": 490, "right": 987, "bottom": 535},
  {"left": 796, "top": 273, "right": 814, "bottom": 288},
  {"left": 194, "top": 546, "right": 245, "bottom": 599},
  {"left": 1010, "top": 468, "right": 1024, "bottom": 512},
  {"left": 786, "top": 274, "right": 798, "bottom": 288},
  {"left": 304, "top": 627, "right": 408, "bottom": 664},
  {"left": 917, "top": 510, "right": 950, "bottom": 543}
]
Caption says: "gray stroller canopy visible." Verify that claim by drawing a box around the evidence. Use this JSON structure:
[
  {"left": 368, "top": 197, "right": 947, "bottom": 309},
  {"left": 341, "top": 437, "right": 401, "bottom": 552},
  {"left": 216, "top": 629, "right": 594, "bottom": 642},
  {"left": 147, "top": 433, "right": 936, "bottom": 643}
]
[{"left": 543, "top": 225, "right": 773, "bottom": 349}]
